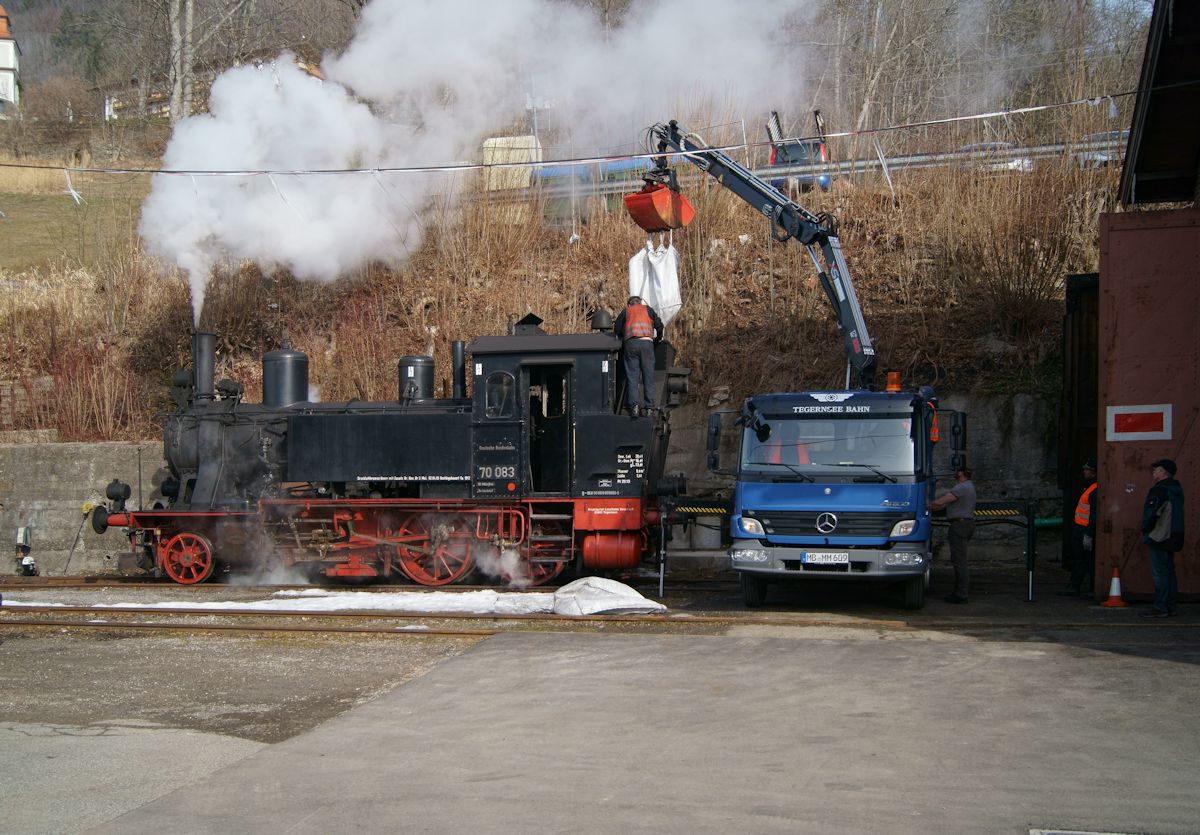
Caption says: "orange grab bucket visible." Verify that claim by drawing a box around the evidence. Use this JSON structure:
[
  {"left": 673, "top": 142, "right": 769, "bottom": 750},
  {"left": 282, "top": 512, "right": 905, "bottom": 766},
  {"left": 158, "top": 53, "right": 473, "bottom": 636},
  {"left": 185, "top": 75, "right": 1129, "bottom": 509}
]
[{"left": 623, "top": 182, "right": 696, "bottom": 233}]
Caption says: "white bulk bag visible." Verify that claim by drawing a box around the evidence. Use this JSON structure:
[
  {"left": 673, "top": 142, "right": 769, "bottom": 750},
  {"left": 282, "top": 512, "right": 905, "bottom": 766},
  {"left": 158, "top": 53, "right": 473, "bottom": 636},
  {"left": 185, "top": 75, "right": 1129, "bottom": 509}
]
[{"left": 628, "top": 237, "right": 683, "bottom": 327}]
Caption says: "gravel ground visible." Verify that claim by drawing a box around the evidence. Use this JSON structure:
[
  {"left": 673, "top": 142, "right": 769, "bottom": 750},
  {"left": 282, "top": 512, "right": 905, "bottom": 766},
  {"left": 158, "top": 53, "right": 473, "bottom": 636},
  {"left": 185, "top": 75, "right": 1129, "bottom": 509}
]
[{"left": 0, "top": 627, "right": 480, "bottom": 744}]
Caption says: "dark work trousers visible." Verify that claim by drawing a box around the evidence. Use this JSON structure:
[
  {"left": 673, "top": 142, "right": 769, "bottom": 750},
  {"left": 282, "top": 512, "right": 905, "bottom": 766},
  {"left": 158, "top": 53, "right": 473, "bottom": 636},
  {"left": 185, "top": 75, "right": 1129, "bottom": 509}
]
[
  {"left": 1148, "top": 546, "right": 1178, "bottom": 614},
  {"left": 622, "top": 339, "right": 656, "bottom": 409},
  {"left": 948, "top": 518, "right": 975, "bottom": 599},
  {"left": 1068, "top": 526, "right": 1095, "bottom": 593}
]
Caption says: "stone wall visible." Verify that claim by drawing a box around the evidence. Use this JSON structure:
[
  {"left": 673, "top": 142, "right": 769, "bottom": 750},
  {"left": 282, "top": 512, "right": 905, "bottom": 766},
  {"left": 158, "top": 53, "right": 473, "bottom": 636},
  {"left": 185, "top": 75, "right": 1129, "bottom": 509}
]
[{"left": 0, "top": 441, "right": 167, "bottom": 575}]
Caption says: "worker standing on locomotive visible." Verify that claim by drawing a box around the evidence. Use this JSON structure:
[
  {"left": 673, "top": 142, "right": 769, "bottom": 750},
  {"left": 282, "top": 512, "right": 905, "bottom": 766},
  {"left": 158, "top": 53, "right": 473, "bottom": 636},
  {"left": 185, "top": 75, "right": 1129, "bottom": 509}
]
[{"left": 614, "top": 295, "right": 663, "bottom": 418}]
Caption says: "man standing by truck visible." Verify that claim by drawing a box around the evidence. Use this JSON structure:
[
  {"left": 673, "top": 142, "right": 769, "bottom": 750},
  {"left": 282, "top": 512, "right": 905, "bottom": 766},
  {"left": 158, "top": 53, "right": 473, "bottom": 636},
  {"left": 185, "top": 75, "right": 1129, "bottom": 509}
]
[{"left": 931, "top": 467, "right": 977, "bottom": 604}]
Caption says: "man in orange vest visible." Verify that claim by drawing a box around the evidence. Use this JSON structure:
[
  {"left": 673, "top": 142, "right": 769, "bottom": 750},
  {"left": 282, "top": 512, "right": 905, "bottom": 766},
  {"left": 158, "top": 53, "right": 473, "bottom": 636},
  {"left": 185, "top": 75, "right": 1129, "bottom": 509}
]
[
  {"left": 1058, "top": 457, "right": 1098, "bottom": 597},
  {"left": 614, "top": 296, "right": 664, "bottom": 418}
]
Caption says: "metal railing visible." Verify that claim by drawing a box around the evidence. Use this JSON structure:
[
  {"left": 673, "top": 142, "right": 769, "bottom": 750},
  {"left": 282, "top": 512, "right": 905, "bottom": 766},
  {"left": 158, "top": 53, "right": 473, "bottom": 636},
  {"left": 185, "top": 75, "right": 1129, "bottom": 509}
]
[{"left": 521, "top": 137, "right": 1126, "bottom": 202}]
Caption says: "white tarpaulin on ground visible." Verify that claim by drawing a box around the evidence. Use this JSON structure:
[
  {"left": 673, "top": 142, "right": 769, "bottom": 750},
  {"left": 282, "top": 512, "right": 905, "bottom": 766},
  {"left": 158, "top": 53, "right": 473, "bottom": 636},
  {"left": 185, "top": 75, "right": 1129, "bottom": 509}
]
[
  {"left": 628, "top": 238, "right": 682, "bottom": 327},
  {"left": 552, "top": 576, "right": 667, "bottom": 616},
  {"left": 3, "top": 578, "right": 666, "bottom": 617}
]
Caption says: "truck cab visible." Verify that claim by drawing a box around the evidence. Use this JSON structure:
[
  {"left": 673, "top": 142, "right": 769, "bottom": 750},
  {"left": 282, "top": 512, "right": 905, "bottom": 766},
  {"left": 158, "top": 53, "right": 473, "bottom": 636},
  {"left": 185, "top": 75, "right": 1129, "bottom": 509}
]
[
  {"left": 711, "top": 389, "right": 961, "bottom": 609},
  {"left": 767, "top": 137, "right": 832, "bottom": 194},
  {"left": 765, "top": 110, "right": 833, "bottom": 194}
]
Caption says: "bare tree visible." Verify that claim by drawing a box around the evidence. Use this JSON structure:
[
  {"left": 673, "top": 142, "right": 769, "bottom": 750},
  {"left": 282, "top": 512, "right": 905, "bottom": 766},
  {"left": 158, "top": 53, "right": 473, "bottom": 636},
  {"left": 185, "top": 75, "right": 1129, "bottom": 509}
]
[
  {"left": 164, "top": 0, "right": 366, "bottom": 119},
  {"left": 582, "top": 0, "right": 631, "bottom": 35},
  {"left": 790, "top": 0, "right": 1148, "bottom": 155}
]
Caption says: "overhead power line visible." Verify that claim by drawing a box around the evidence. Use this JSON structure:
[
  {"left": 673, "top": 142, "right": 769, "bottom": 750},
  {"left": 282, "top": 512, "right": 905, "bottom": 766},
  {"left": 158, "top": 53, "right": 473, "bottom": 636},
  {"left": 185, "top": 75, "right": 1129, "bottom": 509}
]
[{"left": 0, "top": 81, "right": 1191, "bottom": 179}]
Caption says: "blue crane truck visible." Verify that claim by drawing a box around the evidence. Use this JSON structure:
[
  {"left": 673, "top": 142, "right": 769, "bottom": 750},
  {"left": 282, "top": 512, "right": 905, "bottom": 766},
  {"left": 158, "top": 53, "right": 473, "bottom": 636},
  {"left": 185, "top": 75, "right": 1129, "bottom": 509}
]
[{"left": 640, "top": 121, "right": 965, "bottom": 609}]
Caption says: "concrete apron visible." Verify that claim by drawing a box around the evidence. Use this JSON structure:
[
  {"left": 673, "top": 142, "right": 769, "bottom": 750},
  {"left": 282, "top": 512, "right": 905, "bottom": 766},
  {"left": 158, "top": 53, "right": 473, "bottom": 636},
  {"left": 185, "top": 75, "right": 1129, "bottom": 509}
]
[{"left": 79, "top": 630, "right": 1200, "bottom": 835}]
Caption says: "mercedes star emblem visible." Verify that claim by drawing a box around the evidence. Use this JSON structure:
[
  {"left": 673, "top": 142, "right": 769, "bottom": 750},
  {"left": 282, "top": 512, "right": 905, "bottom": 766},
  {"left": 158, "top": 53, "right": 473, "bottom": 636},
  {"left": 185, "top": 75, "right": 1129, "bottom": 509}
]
[{"left": 816, "top": 512, "right": 838, "bottom": 534}]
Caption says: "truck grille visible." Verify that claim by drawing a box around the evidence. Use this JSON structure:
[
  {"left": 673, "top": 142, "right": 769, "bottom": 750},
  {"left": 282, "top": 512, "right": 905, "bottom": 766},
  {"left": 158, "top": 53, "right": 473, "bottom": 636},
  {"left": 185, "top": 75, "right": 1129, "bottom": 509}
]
[
  {"left": 781, "top": 560, "right": 872, "bottom": 573},
  {"left": 745, "top": 510, "right": 908, "bottom": 537}
]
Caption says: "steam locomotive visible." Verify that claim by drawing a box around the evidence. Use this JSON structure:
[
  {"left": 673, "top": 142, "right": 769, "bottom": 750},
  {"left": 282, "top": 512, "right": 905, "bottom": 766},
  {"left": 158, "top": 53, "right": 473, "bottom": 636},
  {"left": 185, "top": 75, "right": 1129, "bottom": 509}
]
[{"left": 93, "top": 312, "right": 689, "bottom": 586}]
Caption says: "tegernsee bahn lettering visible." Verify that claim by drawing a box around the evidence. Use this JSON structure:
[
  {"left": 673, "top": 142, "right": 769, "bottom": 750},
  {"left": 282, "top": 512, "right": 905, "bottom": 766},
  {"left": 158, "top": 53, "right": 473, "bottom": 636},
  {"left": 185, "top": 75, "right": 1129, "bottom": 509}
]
[{"left": 792, "top": 405, "right": 872, "bottom": 413}]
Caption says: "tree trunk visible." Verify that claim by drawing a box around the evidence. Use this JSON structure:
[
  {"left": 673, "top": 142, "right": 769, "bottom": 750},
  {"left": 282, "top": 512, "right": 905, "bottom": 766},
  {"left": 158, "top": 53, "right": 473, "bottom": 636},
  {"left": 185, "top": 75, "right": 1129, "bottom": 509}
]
[
  {"left": 168, "top": 0, "right": 194, "bottom": 123},
  {"left": 182, "top": 0, "right": 195, "bottom": 117}
]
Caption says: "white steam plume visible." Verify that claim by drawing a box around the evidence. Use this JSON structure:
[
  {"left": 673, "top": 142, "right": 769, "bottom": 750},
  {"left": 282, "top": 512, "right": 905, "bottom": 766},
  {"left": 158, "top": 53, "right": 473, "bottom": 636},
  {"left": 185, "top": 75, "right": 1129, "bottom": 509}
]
[
  {"left": 473, "top": 544, "right": 534, "bottom": 589},
  {"left": 139, "top": 0, "right": 811, "bottom": 324}
]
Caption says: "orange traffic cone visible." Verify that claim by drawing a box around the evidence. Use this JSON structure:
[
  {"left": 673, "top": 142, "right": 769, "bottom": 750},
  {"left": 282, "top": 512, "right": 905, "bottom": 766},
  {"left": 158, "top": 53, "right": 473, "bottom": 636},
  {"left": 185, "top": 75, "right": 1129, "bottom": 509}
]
[{"left": 1100, "top": 567, "right": 1129, "bottom": 608}]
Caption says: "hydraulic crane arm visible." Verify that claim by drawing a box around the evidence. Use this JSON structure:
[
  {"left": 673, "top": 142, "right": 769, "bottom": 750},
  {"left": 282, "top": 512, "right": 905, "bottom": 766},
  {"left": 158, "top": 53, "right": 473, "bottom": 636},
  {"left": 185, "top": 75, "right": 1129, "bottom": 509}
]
[{"left": 646, "top": 120, "right": 876, "bottom": 389}]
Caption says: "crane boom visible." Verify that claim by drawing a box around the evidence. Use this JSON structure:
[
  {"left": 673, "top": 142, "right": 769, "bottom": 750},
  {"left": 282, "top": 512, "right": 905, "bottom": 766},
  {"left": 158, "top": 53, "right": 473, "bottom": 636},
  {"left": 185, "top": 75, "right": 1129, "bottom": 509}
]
[{"left": 645, "top": 120, "right": 876, "bottom": 389}]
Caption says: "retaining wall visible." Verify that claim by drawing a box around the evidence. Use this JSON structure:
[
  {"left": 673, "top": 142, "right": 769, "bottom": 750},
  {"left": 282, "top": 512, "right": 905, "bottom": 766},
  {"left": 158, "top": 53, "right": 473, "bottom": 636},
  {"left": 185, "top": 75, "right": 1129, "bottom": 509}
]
[{"left": 0, "top": 441, "right": 166, "bottom": 575}]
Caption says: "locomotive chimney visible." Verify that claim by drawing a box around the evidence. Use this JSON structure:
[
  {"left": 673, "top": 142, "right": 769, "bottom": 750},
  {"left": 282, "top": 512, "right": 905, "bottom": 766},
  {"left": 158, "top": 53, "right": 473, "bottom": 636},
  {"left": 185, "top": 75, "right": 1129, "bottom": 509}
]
[
  {"left": 452, "top": 340, "right": 466, "bottom": 399},
  {"left": 192, "top": 332, "right": 216, "bottom": 401}
]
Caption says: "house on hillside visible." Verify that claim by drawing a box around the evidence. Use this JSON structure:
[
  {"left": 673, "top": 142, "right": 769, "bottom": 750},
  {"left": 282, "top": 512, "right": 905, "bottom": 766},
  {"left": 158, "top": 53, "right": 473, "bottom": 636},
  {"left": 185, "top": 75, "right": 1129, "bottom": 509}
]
[
  {"left": 0, "top": 3, "right": 20, "bottom": 119},
  {"left": 98, "top": 47, "right": 323, "bottom": 122}
]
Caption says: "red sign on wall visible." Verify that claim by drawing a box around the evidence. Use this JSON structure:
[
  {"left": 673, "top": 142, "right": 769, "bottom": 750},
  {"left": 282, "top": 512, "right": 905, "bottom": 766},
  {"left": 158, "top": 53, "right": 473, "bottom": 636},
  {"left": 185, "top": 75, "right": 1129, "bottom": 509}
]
[{"left": 1106, "top": 404, "right": 1172, "bottom": 441}]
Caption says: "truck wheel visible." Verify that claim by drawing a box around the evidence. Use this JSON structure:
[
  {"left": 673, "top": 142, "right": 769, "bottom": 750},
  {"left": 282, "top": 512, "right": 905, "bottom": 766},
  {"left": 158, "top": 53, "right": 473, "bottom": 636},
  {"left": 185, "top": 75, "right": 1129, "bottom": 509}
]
[
  {"left": 740, "top": 573, "right": 768, "bottom": 608},
  {"left": 902, "top": 575, "right": 926, "bottom": 610}
]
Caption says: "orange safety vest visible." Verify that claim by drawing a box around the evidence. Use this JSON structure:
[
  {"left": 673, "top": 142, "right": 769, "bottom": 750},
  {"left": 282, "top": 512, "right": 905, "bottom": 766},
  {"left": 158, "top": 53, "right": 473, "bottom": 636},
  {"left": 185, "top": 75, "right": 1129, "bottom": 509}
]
[
  {"left": 930, "top": 412, "right": 940, "bottom": 443},
  {"left": 624, "top": 304, "right": 654, "bottom": 339},
  {"left": 766, "top": 436, "right": 810, "bottom": 465},
  {"left": 1074, "top": 482, "right": 1097, "bottom": 527}
]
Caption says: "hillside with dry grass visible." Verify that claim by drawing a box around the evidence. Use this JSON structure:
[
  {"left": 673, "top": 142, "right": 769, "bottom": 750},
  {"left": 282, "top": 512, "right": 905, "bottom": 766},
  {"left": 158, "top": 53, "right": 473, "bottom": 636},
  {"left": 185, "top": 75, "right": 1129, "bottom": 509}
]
[
  {"left": 1, "top": 0, "right": 1145, "bottom": 441},
  {"left": 0, "top": 140, "right": 1119, "bottom": 441}
]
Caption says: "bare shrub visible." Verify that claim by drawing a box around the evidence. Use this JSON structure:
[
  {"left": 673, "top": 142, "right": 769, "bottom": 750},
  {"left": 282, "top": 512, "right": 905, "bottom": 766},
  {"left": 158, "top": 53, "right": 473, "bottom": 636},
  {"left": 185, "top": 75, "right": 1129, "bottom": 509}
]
[
  {"left": 49, "top": 339, "right": 154, "bottom": 440},
  {"left": 322, "top": 280, "right": 416, "bottom": 402}
]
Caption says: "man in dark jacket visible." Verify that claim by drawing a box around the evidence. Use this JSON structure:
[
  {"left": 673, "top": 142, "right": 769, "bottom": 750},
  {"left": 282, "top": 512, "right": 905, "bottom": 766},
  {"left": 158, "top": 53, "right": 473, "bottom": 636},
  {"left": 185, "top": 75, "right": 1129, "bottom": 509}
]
[
  {"left": 614, "top": 296, "right": 664, "bottom": 418},
  {"left": 1139, "top": 458, "right": 1185, "bottom": 618}
]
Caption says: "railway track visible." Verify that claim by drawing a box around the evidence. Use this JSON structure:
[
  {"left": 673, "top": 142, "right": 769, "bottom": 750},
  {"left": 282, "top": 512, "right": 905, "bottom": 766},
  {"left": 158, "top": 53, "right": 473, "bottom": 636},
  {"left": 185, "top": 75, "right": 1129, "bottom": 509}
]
[
  {"left": 3, "top": 601, "right": 1196, "bottom": 642},
  {"left": 0, "top": 603, "right": 724, "bottom": 638},
  {"left": 0, "top": 575, "right": 709, "bottom": 593}
]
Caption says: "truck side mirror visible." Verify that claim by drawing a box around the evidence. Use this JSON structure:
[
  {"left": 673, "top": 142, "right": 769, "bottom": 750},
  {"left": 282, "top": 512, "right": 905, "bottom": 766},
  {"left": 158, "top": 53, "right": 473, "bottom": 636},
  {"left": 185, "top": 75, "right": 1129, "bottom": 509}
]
[
  {"left": 707, "top": 412, "right": 722, "bottom": 472},
  {"left": 949, "top": 411, "right": 967, "bottom": 452}
]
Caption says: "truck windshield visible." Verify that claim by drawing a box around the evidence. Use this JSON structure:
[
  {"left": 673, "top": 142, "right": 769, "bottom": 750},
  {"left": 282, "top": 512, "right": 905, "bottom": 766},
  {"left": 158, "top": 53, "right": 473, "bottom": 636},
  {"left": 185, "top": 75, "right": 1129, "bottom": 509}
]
[{"left": 741, "top": 415, "right": 915, "bottom": 478}]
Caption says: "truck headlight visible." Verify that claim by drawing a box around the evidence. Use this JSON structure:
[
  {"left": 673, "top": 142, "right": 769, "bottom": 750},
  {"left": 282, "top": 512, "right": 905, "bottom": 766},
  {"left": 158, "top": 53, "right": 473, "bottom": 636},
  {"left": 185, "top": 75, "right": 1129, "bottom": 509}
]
[
  {"left": 732, "top": 548, "right": 769, "bottom": 564},
  {"left": 740, "top": 517, "right": 765, "bottom": 536},
  {"left": 889, "top": 519, "right": 917, "bottom": 537}
]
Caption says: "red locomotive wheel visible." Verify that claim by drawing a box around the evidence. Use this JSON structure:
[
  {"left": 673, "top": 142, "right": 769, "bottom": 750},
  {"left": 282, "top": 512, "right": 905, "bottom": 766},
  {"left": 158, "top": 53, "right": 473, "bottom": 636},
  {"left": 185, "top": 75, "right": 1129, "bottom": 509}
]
[
  {"left": 529, "top": 558, "right": 568, "bottom": 586},
  {"left": 397, "top": 515, "right": 474, "bottom": 586},
  {"left": 160, "top": 532, "right": 216, "bottom": 584}
]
